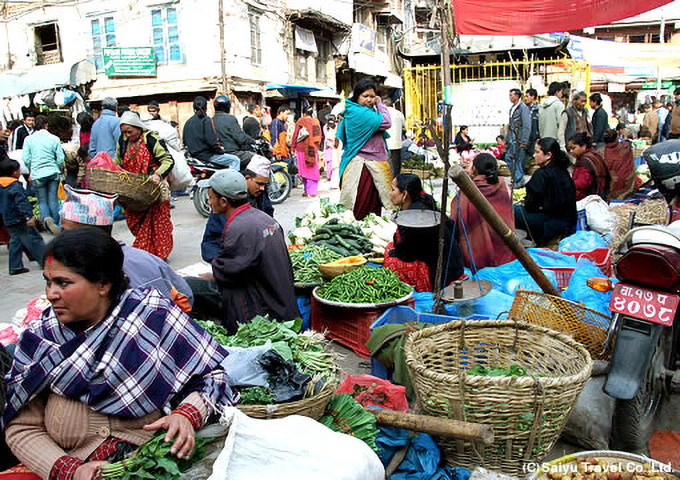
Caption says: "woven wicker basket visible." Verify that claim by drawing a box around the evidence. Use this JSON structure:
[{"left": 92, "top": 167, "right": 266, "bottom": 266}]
[
  {"left": 405, "top": 319, "right": 593, "bottom": 477},
  {"left": 402, "top": 167, "right": 434, "bottom": 181},
  {"left": 236, "top": 379, "right": 337, "bottom": 420},
  {"left": 87, "top": 168, "right": 163, "bottom": 212},
  {"left": 510, "top": 290, "right": 613, "bottom": 361}
]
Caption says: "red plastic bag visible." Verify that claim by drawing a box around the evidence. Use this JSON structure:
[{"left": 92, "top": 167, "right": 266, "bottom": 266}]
[
  {"left": 87, "top": 151, "right": 123, "bottom": 171},
  {"left": 336, "top": 373, "right": 409, "bottom": 412}
]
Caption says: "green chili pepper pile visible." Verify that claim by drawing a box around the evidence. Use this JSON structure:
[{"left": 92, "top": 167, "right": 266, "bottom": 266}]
[
  {"left": 101, "top": 431, "right": 208, "bottom": 479},
  {"left": 317, "top": 266, "right": 413, "bottom": 304},
  {"left": 290, "top": 244, "right": 341, "bottom": 284}
]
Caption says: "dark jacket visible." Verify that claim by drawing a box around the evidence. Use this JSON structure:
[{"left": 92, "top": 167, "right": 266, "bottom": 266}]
[
  {"left": 0, "top": 178, "right": 33, "bottom": 227},
  {"left": 212, "top": 113, "right": 255, "bottom": 154},
  {"left": 201, "top": 193, "right": 274, "bottom": 263},
  {"left": 212, "top": 205, "right": 299, "bottom": 333},
  {"left": 391, "top": 198, "right": 463, "bottom": 286},
  {"left": 11, "top": 124, "right": 32, "bottom": 151},
  {"left": 183, "top": 114, "right": 225, "bottom": 162},
  {"left": 454, "top": 132, "right": 473, "bottom": 153},
  {"left": 242, "top": 116, "right": 262, "bottom": 140},
  {"left": 591, "top": 106, "right": 608, "bottom": 145},
  {"left": 524, "top": 163, "right": 577, "bottom": 225}
]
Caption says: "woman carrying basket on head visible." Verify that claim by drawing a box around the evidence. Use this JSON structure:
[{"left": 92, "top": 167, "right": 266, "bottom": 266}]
[
  {"left": 114, "top": 111, "right": 174, "bottom": 260},
  {"left": 337, "top": 78, "right": 393, "bottom": 220}
]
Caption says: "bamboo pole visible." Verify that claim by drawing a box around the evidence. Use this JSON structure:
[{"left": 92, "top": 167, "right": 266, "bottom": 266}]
[{"left": 368, "top": 409, "right": 495, "bottom": 445}]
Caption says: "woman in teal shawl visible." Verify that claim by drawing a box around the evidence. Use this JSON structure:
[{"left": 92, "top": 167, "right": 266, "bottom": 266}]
[{"left": 336, "top": 79, "right": 394, "bottom": 220}]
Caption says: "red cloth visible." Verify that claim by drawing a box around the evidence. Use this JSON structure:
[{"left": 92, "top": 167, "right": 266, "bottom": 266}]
[
  {"left": 122, "top": 137, "right": 173, "bottom": 260},
  {"left": 384, "top": 241, "right": 433, "bottom": 292},
  {"left": 452, "top": 176, "right": 515, "bottom": 270},
  {"left": 79, "top": 131, "right": 90, "bottom": 147},
  {"left": 0, "top": 465, "right": 41, "bottom": 479},
  {"left": 601, "top": 141, "right": 635, "bottom": 200},
  {"left": 574, "top": 150, "right": 609, "bottom": 201},
  {"left": 452, "top": 0, "right": 673, "bottom": 35},
  {"left": 353, "top": 165, "right": 382, "bottom": 221}
]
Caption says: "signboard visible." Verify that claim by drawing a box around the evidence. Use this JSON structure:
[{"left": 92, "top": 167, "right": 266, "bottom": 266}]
[
  {"left": 607, "top": 83, "right": 626, "bottom": 93},
  {"left": 103, "top": 47, "right": 157, "bottom": 77},
  {"left": 352, "top": 23, "right": 375, "bottom": 56},
  {"left": 641, "top": 81, "right": 675, "bottom": 90}
]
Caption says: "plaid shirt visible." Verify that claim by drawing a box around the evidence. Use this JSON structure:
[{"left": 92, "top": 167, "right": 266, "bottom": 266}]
[{"left": 3, "top": 288, "right": 233, "bottom": 426}]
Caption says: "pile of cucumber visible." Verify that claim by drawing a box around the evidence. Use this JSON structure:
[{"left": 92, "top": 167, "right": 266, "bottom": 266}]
[{"left": 309, "top": 218, "right": 373, "bottom": 257}]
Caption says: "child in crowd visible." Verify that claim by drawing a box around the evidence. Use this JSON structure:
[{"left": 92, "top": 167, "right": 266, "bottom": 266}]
[{"left": 0, "top": 158, "right": 45, "bottom": 275}]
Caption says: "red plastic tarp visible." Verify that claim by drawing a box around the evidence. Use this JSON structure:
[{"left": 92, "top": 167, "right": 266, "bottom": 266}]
[{"left": 452, "top": 0, "right": 674, "bottom": 35}]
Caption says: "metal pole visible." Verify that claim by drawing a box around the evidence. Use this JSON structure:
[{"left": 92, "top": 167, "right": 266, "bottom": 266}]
[
  {"left": 448, "top": 163, "right": 560, "bottom": 296},
  {"left": 657, "top": 16, "right": 665, "bottom": 99},
  {"left": 218, "top": 0, "right": 227, "bottom": 94},
  {"left": 432, "top": 0, "right": 453, "bottom": 313}
]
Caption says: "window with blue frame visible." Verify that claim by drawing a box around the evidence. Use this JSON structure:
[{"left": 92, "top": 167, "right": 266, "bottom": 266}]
[
  {"left": 151, "top": 6, "right": 182, "bottom": 64},
  {"left": 90, "top": 16, "right": 116, "bottom": 70}
]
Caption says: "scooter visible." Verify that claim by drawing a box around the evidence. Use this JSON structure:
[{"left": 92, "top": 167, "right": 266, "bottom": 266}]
[
  {"left": 188, "top": 141, "right": 293, "bottom": 217},
  {"left": 600, "top": 224, "right": 680, "bottom": 452}
]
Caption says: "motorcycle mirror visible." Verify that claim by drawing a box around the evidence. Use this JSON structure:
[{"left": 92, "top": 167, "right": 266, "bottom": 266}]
[{"left": 587, "top": 277, "right": 613, "bottom": 293}]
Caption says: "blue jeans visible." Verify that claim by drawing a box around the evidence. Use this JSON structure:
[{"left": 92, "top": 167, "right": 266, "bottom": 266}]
[
  {"left": 209, "top": 154, "right": 240, "bottom": 170},
  {"left": 506, "top": 144, "right": 527, "bottom": 184},
  {"left": 6, "top": 223, "right": 45, "bottom": 272},
  {"left": 33, "top": 173, "right": 60, "bottom": 223}
]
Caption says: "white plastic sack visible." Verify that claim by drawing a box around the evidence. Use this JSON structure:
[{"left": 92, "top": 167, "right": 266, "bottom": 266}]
[
  {"left": 577, "top": 195, "right": 614, "bottom": 235},
  {"left": 208, "top": 407, "right": 384, "bottom": 480},
  {"left": 167, "top": 147, "right": 193, "bottom": 191}
]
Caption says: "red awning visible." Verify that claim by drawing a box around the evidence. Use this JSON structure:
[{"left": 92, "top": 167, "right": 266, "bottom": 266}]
[{"left": 452, "top": 0, "right": 674, "bottom": 35}]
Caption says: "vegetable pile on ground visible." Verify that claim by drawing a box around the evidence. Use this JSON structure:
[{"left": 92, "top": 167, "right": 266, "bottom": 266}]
[
  {"left": 290, "top": 244, "right": 341, "bottom": 284},
  {"left": 101, "top": 431, "right": 207, "bottom": 479},
  {"left": 307, "top": 218, "right": 374, "bottom": 257},
  {"left": 288, "top": 199, "right": 396, "bottom": 258},
  {"left": 199, "top": 317, "right": 338, "bottom": 405},
  {"left": 403, "top": 156, "right": 435, "bottom": 171},
  {"left": 320, "top": 393, "right": 379, "bottom": 453},
  {"left": 317, "top": 266, "right": 413, "bottom": 304}
]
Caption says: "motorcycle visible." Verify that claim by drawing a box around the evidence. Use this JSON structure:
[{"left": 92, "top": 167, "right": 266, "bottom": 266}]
[
  {"left": 601, "top": 223, "right": 680, "bottom": 451},
  {"left": 596, "top": 141, "right": 680, "bottom": 452},
  {"left": 188, "top": 139, "right": 292, "bottom": 217}
]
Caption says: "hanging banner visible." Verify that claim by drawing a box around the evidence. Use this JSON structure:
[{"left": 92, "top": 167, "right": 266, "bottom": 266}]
[
  {"left": 103, "top": 47, "right": 156, "bottom": 77},
  {"left": 294, "top": 26, "right": 318, "bottom": 53},
  {"left": 452, "top": 0, "right": 673, "bottom": 35}
]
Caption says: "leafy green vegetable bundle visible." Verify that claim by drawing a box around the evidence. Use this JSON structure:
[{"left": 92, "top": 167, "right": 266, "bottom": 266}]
[
  {"left": 319, "top": 394, "right": 379, "bottom": 453},
  {"left": 290, "top": 244, "right": 341, "bottom": 284},
  {"left": 101, "top": 431, "right": 207, "bottom": 479},
  {"left": 467, "top": 364, "right": 528, "bottom": 377},
  {"left": 198, "top": 317, "right": 338, "bottom": 404},
  {"left": 317, "top": 266, "right": 413, "bottom": 304}
]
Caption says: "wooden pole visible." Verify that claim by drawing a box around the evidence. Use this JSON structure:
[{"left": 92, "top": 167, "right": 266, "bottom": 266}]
[
  {"left": 368, "top": 409, "right": 495, "bottom": 444},
  {"left": 448, "top": 163, "right": 561, "bottom": 296},
  {"left": 218, "top": 0, "right": 227, "bottom": 94}
]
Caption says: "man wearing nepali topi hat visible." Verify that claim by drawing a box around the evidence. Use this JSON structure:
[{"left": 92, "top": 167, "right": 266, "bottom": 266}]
[{"left": 59, "top": 184, "right": 193, "bottom": 312}]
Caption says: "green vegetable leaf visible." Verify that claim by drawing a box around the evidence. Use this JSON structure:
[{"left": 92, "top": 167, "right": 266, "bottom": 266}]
[
  {"left": 271, "top": 341, "right": 293, "bottom": 361},
  {"left": 156, "top": 458, "right": 182, "bottom": 475}
]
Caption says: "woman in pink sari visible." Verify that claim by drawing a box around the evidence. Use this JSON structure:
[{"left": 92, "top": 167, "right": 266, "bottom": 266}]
[{"left": 291, "top": 107, "right": 322, "bottom": 197}]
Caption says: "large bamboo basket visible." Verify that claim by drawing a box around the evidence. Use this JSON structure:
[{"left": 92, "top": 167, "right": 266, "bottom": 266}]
[
  {"left": 87, "top": 168, "right": 163, "bottom": 212},
  {"left": 405, "top": 319, "right": 593, "bottom": 477}
]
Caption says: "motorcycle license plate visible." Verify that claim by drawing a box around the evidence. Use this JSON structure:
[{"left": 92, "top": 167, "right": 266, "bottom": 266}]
[{"left": 609, "top": 283, "right": 679, "bottom": 326}]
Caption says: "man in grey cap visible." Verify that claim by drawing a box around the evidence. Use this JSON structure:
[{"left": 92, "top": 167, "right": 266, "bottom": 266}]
[
  {"left": 202, "top": 169, "right": 298, "bottom": 333},
  {"left": 89, "top": 97, "right": 121, "bottom": 159}
]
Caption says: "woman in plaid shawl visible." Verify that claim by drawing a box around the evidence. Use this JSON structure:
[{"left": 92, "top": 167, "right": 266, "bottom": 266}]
[{"left": 2, "top": 229, "right": 234, "bottom": 480}]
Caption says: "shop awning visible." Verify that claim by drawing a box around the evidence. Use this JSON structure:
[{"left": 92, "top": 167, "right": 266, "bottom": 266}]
[
  {"left": 89, "top": 77, "right": 217, "bottom": 101},
  {"left": 452, "top": 0, "right": 674, "bottom": 35},
  {"left": 0, "top": 59, "right": 96, "bottom": 98}
]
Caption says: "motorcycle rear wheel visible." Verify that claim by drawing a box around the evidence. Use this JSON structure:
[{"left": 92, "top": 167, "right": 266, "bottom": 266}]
[
  {"left": 193, "top": 186, "right": 211, "bottom": 218},
  {"left": 611, "top": 335, "right": 668, "bottom": 453},
  {"left": 268, "top": 170, "right": 292, "bottom": 204}
]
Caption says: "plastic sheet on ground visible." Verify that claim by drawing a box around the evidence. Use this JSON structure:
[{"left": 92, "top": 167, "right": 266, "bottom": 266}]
[
  {"left": 558, "top": 230, "right": 607, "bottom": 252},
  {"left": 221, "top": 342, "right": 271, "bottom": 388},
  {"left": 474, "top": 251, "right": 560, "bottom": 297},
  {"left": 562, "top": 261, "right": 616, "bottom": 317},
  {"left": 207, "top": 407, "right": 384, "bottom": 480},
  {"left": 375, "top": 426, "right": 471, "bottom": 480}
]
